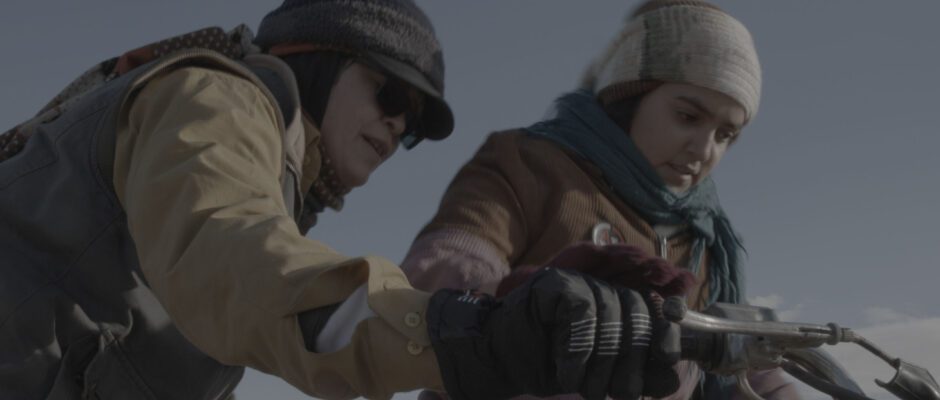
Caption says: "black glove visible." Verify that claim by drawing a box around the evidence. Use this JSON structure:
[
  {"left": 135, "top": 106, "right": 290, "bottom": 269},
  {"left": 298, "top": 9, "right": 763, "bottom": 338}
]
[{"left": 427, "top": 268, "right": 681, "bottom": 400}]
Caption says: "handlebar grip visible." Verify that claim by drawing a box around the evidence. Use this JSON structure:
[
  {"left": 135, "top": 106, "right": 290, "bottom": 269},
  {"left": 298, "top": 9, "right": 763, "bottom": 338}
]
[{"left": 680, "top": 332, "right": 719, "bottom": 365}]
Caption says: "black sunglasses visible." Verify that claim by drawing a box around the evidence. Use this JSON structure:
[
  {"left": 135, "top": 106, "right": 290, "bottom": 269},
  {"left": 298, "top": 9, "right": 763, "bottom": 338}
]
[{"left": 375, "top": 77, "right": 425, "bottom": 149}]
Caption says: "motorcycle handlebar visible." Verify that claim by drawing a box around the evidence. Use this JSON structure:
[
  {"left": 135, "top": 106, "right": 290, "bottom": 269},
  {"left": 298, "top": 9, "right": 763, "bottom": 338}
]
[{"left": 663, "top": 297, "right": 940, "bottom": 400}]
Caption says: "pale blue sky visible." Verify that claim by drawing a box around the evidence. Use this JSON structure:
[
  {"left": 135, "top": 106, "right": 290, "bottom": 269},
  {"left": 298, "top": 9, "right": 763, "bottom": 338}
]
[{"left": 3, "top": 1, "right": 938, "bottom": 399}]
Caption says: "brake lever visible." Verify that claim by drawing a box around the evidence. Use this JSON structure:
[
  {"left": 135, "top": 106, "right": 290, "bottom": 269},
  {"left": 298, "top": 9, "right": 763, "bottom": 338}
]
[{"left": 877, "top": 359, "right": 940, "bottom": 400}]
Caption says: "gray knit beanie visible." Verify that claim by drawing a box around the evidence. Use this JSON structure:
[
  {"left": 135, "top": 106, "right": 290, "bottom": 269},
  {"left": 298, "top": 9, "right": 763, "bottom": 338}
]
[
  {"left": 255, "top": 0, "right": 453, "bottom": 141},
  {"left": 583, "top": 0, "right": 762, "bottom": 122}
]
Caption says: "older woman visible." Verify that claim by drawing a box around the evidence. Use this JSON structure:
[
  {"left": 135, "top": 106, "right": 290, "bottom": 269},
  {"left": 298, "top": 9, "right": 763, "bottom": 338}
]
[
  {"left": 402, "top": 1, "right": 800, "bottom": 399},
  {"left": 0, "top": 1, "right": 679, "bottom": 399}
]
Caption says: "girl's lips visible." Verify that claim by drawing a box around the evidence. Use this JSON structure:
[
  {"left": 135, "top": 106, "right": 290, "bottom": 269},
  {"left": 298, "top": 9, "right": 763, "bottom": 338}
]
[
  {"left": 668, "top": 163, "right": 698, "bottom": 176},
  {"left": 663, "top": 164, "right": 695, "bottom": 186}
]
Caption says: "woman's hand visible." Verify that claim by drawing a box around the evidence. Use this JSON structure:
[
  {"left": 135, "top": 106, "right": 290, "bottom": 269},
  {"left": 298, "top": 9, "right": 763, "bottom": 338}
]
[{"left": 427, "top": 268, "right": 682, "bottom": 400}]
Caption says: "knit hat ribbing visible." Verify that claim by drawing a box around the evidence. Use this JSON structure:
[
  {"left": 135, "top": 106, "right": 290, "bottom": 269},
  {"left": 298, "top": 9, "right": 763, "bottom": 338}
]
[
  {"left": 255, "top": 0, "right": 453, "bottom": 141},
  {"left": 584, "top": 0, "right": 762, "bottom": 121}
]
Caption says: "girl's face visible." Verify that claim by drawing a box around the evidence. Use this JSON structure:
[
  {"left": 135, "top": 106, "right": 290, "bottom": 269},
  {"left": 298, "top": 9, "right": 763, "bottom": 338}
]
[
  {"left": 319, "top": 62, "right": 409, "bottom": 188},
  {"left": 629, "top": 83, "right": 747, "bottom": 193}
]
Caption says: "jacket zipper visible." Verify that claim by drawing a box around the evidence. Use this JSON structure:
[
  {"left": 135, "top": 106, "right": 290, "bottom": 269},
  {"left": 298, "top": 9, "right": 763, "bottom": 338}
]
[
  {"left": 657, "top": 234, "right": 669, "bottom": 259},
  {"left": 653, "top": 225, "right": 684, "bottom": 260}
]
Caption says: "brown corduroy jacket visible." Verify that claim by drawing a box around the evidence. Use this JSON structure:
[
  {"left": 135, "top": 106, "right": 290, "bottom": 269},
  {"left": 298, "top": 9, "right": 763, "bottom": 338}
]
[
  {"left": 404, "top": 130, "right": 710, "bottom": 304},
  {"left": 401, "top": 130, "right": 799, "bottom": 400}
]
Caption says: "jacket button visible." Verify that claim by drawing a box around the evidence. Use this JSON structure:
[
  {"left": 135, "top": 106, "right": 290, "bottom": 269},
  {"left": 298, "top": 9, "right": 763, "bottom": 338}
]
[
  {"left": 407, "top": 341, "right": 424, "bottom": 356},
  {"left": 404, "top": 312, "right": 422, "bottom": 328}
]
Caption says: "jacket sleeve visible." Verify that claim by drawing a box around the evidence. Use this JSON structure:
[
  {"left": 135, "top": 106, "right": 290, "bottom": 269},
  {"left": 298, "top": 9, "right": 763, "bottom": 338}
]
[
  {"left": 112, "top": 66, "right": 442, "bottom": 399},
  {"left": 400, "top": 133, "right": 539, "bottom": 293}
]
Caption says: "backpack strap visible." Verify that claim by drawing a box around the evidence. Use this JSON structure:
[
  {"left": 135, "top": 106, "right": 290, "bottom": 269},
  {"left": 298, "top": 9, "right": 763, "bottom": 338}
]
[{"left": 246, "top": 64, "right": 297, "bottom": 128}]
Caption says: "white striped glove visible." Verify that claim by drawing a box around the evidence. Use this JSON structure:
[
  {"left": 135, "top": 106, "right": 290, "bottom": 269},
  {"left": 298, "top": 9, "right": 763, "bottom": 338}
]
[{"left": 427, "top": 268, "right": 680, "bottom": 400}]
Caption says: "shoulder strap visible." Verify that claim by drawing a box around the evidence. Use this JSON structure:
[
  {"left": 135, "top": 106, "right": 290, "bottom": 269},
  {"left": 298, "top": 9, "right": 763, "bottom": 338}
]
[{"left": 246, "top": 64, "right": 297, "bottom": 127}]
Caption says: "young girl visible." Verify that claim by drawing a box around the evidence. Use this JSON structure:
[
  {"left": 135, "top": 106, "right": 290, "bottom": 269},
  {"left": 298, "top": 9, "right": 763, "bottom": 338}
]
[{"left": 402, "top": 1, "right": 799, "bottom": 398}]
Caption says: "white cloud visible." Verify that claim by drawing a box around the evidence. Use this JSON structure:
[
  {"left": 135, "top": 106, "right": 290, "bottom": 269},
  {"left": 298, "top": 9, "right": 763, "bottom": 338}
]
[
  {"left": 776, "top": 306, "right": 805, "bottom": 323},
  {"left": 748, "top": 293, "right": 804, "bottom": 322},
  {"left": 863, "top": 306, "right": 920, "bottom": 326},
  {"left": 749, "top": 294, "right": 784, "bottom": 309}
]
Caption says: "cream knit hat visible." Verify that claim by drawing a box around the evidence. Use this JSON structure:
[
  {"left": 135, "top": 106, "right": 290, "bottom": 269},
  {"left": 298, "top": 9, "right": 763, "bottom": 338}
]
[{"left": 583, "top": 0, "right": 762, "bottom": 121}]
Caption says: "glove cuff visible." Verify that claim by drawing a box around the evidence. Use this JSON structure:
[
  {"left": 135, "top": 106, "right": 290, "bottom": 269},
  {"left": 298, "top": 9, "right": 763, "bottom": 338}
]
[{"left": 427, "top": 289, "right": 518, "bottom": 400}]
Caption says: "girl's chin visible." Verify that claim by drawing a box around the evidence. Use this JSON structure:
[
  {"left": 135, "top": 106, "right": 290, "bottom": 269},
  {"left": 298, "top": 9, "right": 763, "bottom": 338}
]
[{"left": 664, "top": 179, "right": 692, "bottom": 194}]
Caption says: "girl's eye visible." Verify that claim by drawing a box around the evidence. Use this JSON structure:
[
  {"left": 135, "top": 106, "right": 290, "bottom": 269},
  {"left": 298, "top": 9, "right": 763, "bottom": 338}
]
[
  {"left": 716, "top": 129, "right": 737, "bottom": 143},
  {"left": 677, "top": 111, "right": 698, "bottom": 123}
]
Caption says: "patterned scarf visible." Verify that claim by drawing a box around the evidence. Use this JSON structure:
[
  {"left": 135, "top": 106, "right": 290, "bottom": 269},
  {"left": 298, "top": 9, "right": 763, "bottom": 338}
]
[
  {"left": 526, "top": 90, "right": 745, "bottom": 305},
  {"left": 296, "top": 142, "right": 349, "bottom": 233}
]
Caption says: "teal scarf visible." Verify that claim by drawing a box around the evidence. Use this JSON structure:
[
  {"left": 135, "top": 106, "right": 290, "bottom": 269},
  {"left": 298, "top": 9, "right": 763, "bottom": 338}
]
[{"left": 526, "top": 90, "right": 745, "bottom": 305}]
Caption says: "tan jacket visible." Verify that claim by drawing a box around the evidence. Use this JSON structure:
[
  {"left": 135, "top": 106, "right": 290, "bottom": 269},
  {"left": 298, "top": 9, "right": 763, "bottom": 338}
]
[{"left": 112, "top": 64, "right": 441, "bottom": 399}]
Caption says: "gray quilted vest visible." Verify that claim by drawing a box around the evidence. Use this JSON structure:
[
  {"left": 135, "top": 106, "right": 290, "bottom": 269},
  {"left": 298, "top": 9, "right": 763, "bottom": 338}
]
[{"left": 0, "top": 28, "right": 304, "bottom": 399}]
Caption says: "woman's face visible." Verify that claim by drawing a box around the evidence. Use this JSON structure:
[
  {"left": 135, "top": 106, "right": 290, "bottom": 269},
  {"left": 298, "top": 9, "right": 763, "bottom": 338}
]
[
  {"left": 628, "top": 83, "right": 747, "bottom": 193},
  {"left": 319, "top": 62, "right": 409, "bottom": 188}
]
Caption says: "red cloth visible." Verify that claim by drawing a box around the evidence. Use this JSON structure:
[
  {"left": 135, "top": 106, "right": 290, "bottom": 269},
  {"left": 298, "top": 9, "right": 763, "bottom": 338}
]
[{"left": 496, "top": 242, "right": 696, "bottom": 298}]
